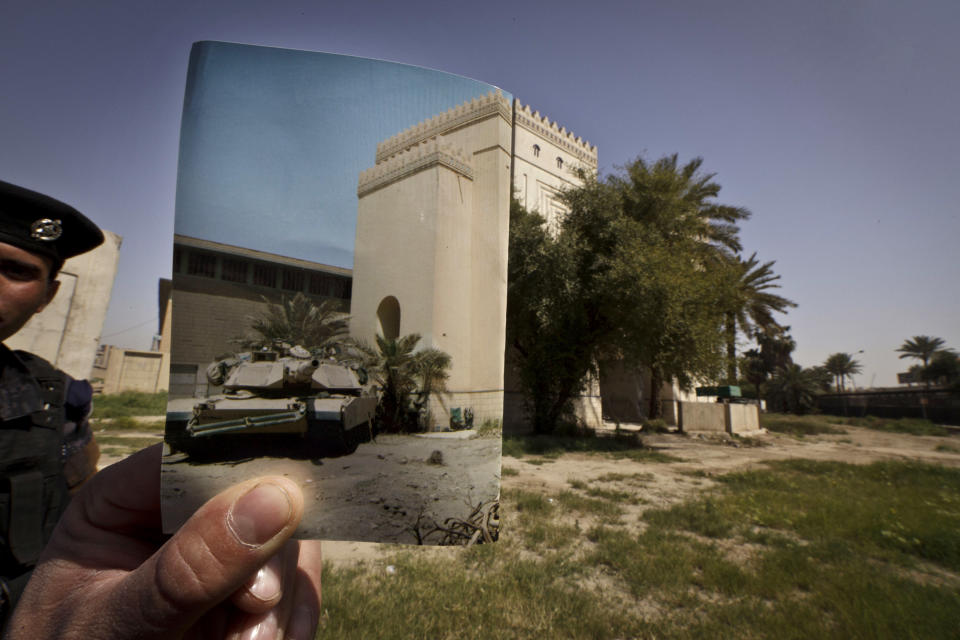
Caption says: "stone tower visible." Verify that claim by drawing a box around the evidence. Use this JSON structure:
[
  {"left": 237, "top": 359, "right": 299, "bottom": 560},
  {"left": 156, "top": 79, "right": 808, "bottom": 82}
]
[{"left": 350, "top": 91, "right": 598, "bottom": 428}]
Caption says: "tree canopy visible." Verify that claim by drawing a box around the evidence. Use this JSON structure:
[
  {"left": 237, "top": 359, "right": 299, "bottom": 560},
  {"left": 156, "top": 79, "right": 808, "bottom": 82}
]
[
  {"left": 823, "top": 352, "right": 863, "bottom": 392},
  {"left": 507, "top": 155, "right": 764, "bottom": 433},
  {"left": 721, "top": 253, "right": 795, "bottom": 382},
  {"left": 234, "top": 292, "right": 349, "bottom": 354},
  {"left": 348, "top": 333, "right": 451, "bottom": 433},
  {"left": 897, "top": 336, "right": 947, "bottom": 368}
]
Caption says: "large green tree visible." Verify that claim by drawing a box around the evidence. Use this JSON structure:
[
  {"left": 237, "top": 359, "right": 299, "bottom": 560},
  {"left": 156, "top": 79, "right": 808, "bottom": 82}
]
[
  {"left": 721, "top": 253, "right": 795, "bottom": 383},
  {"left": 507, "top": 154, "right": 743, "bottom": 432},
  {"left": 506, "top": 187, "right": 626, "bottom": 434},
  {"left": 611, "top": 155, "right": 746, "bottom": 417}
]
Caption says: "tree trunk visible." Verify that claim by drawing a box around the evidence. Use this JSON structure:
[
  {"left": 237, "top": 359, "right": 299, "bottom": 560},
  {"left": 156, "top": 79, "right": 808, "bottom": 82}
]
[
  {"left": 648, "top": 366, "right": 663, "bottom": 419},
  {"left": 725, "top": 313, "right": 737, "bottom": 384}
]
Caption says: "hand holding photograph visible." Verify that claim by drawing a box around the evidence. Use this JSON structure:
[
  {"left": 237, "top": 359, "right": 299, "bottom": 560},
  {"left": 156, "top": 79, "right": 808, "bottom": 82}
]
[{"left": 161, "top": 42, "right": 511, "bottom": 545}]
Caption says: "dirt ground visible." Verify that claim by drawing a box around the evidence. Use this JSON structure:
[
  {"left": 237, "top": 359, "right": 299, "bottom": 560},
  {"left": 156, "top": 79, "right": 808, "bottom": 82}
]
[
  {"left": 321, "top": 424, "right": 960, "bottom": 566},
  {"left": 101, "top": 423, "right": 960, "bottom": 566},
  {"left": 159, "top": 431, "right": 501, "bottom": 544}
]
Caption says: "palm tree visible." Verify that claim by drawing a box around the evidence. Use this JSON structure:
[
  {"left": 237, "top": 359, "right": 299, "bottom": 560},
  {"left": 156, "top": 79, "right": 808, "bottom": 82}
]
[
  {"left": 614, "top": 154, "right": 750, "bottom": 257},
  {"left": 766, "top": 364, "right": 820, "bottom": 414},
  {"left": 823, "top": 352, "right": 863, "bottom": 392},
  {"left": 609, "top": 154, "right": 750, "bottom": 417},
  {"left": 348, "top": 333, "right": 451, "bottom": 433},
  {"left": 896, "top": 336, "right": 947, "bottom": 369},
  {"left": 897, "top": 336, "right": 948, "bottom": 389},
  {"left": 722, "top": 253, "right": 796, "bottom": 382},
  {"left": 235, "top": 292, "right": 349, "bottom": 353}
]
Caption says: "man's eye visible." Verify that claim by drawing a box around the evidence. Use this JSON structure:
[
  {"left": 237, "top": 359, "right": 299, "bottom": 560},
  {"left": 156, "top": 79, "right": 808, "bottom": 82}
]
[{"left": 0, "top": 260, "right": 43, "bottom": 281}]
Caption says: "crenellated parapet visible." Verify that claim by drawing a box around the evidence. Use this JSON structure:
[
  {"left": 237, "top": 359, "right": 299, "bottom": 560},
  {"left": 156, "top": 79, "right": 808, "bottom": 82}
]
[
  {"left": 514, "top": 101, "right": 597, "bottom": 168},
  {"left": 375, "top": 90, "right": 512, "bottom": 163},
  {"left": 358, "top": 137, "right": 474, "bottom": 197}
]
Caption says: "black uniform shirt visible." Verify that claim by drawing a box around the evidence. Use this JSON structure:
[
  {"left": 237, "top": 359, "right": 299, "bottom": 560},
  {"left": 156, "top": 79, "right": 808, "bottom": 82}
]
[{"left": 0, "top": 346, "right": 46, "bottom": 424}]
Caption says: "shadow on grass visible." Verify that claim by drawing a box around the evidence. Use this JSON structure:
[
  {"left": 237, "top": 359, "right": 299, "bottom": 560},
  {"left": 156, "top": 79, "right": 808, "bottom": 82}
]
[{"left": 503, "top": 432, "right": 679, "bottom": 462}]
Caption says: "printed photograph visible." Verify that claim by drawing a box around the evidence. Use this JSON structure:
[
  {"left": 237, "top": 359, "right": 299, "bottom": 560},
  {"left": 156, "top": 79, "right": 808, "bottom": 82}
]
[{"left": 161, "top": 42, "right": 511, "bottom": 544}]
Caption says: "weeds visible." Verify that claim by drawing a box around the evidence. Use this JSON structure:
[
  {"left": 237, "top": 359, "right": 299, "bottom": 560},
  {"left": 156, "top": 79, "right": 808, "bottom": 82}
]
[
  {"left": 760, "top": 413, "right": 846, "bottom": 436},
  {"left": 91, "top": 391, "right": 168, "bottom": 418},
  {"left": 503, "top": 433, "right": 677, "bottom": 462},
  {"left": 320, "top": 458, "right": 960, "bottom": 638},
  {"left": 845, "top": 416, "right": 950, "bottom": 437}
]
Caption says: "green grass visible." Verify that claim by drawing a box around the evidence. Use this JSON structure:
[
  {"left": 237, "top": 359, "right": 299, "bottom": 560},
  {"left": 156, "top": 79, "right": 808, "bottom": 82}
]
[
  {"left": 92, "top": 391, "right": 168, "bottom": 418},
  {"left": 95, "top": 435, "right": 163, "bottom": 451},
  {"left": 760, "top": 413, "right": 847, "bottom": 436},
  {"left": 935, "top": 443, "right": 960, "bottom": 454},
  {"left": 503, "top": 433, "right": 679, "bottom": 463},
  {"left": 500, "top": 466, "right": 520, "bottom": 477},
  {"left": 320, "top": 458, "right": 960, "bottom": 639},
  {"left": 472, "top": 419, "right": 503, "bottom": 438},
  {"left": 845, "top": 415, "right": 950, "bottom": 437},
  {"left": 94, "top": 416, "right": 166, "bottom": 433}
]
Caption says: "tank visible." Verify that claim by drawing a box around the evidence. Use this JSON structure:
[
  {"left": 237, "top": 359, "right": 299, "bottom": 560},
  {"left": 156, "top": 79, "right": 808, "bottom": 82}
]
[{"left": 165, "top": 345, "right": 378, "bottom": 458}]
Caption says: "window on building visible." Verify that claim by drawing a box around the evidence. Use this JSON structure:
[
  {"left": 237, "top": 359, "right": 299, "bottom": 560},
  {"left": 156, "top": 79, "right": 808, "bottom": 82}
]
[
  {"left": 309, "top": 273, "right": 330, "bottom": 296},
  {"left": 331, "top": 277, "right": 350, "bottom": 299},
  {"left": 252, "top": 263, "right": 277, "bottom": 287},
  {"left": 556, "top": 157, "right": 563, "bottom": 169},
  {"left": 221, "top": 258, "right": 248, "bottom": 283},
  {"left": 187, "top": 252, "right": 216, "bottom": 278},
  {"left": 532, "top": 144, "right": 540, "bottom": 157},
  {"left": 282, "top": 268, "right": 304, "bottom": 292},
  {"left": 172, "top": 247, "right": 182, "bottom": 274}
]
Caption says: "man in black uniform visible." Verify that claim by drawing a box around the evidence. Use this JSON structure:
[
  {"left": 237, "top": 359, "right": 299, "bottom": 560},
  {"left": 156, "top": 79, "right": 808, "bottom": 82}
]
[{"left": 0, "top": 179, "right": 104, "bottom": 623}]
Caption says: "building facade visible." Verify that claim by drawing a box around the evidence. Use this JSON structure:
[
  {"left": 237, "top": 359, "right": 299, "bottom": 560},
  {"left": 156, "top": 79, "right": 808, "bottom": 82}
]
[
  {"left": 350, "top": 91, "right": 601, "bottom": 429},
  {"left": 168, "top": 234, "right": 352, "bottom": 397}
]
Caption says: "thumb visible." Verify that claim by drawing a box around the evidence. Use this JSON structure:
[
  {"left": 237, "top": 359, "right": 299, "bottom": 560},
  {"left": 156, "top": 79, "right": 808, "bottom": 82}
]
[{"left": 112, "top": 476, "right": 304, "bottom": 638}]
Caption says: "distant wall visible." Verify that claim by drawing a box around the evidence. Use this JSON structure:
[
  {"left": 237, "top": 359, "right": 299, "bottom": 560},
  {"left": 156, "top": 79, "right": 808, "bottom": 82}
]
[
  {"left": 817, "top": 389, "right": 960, "bottom": 426},
  {"left": 94, "top": 346, "right": 166, "bottom": 394}
]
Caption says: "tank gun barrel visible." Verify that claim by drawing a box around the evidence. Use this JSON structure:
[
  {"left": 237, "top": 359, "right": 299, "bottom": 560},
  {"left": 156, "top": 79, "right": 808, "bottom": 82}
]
[{"left": 288, "top": 359, "right": 321, "bottom": 384}]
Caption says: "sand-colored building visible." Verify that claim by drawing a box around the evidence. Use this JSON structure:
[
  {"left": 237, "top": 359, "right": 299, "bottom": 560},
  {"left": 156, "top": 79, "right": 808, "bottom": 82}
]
[{"left": 350, "top": 91, "right": 602, "bottom": 429}]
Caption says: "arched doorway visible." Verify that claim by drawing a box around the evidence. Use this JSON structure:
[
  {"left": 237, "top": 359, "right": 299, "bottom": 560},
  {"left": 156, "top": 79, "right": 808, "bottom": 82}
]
[{"left": 376, "top": 296, "right": 400, "bottom": 339}]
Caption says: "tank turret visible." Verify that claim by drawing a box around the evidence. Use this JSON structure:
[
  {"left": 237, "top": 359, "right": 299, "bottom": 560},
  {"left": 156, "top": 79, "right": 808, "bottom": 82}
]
[{"left": 166, "top": 345, "right": 377, "bottom": 458}]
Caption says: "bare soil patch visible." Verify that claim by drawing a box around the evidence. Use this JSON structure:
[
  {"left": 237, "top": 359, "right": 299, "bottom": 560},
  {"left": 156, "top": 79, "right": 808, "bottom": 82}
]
[{"left": 323, "top": 424, "right": 960, "bottom": 566}]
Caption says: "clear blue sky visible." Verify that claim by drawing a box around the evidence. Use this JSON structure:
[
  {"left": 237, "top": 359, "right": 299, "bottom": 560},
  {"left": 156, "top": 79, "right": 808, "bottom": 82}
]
[
  {"left": 176, "top": 42, "right": 503, "bottom": 267},
  {"left": 2, "top": 0, "right": 957, "bottom": 387}
]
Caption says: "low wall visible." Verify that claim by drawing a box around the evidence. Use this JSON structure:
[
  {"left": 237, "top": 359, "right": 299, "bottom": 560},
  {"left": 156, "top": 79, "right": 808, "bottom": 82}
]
[
  {"left": 680, "top": 402, "right": 726, "bottom": 433},
  {"left": 726, "top": 403, "right": 760, "bottom": 433},
  {"left": 679, "top": 401, "right": 760, "bottom": 435}
]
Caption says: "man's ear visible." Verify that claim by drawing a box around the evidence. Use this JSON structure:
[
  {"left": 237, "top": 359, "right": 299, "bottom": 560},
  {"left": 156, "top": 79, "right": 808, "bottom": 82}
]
[{"left": 38, "top": 279, "right": 61, "bottom": 312}]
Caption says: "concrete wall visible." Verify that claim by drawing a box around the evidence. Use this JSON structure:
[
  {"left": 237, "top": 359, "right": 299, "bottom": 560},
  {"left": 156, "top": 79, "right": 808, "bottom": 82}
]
[
  {"left": 352, "top": 91, "right": 515, "bottom": 428},
  {"left": 7, "top": 230, "right": 121, "bottom": 379},
  {"left": 679, "top": 401, "right": 760, "bottom": 434},
  {"left": 94, "top": 345, "right": 166, "bottom": 394},
  {"left": 726, "top": 403, "right": 760, "bottom": 433},
  {"left": 679, "top": 402, "right": 727, "bottom": 433}
]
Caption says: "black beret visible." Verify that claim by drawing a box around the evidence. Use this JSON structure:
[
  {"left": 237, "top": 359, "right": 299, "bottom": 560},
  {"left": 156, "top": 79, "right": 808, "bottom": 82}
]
[{"left": 0, "top": 180, "right": 104, "bottom": 264}]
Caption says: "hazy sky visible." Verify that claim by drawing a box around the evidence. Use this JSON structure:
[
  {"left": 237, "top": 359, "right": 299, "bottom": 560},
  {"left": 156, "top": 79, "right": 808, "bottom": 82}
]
[{"left": 2, "top": 0, "right": 957, "bottom": 387}]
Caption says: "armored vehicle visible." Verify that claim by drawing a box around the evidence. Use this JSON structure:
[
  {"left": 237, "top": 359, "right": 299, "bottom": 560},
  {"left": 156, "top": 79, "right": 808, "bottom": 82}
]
[{"left": 166, "top": 345, "right": 377, "bottom": 458}]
